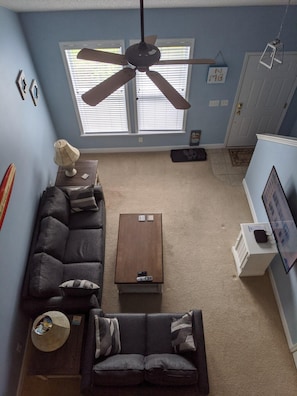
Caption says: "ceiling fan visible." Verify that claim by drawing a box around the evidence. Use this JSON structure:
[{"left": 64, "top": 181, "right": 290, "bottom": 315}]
[{"left": 77, "top": 0, "right": 215, "bottom": 110}]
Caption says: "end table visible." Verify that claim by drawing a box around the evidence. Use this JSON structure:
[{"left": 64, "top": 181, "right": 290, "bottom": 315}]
[
  {"left": 55, "top": 159, "right": 99, "bottom": 187},
  {"left": 26, "top": 314, "right": 85, "bottom": 378}
]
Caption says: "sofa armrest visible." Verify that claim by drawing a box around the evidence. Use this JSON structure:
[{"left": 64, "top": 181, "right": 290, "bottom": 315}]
[
  {"left": 81, "top": 308, "right": 103, "bottom": 394},
  {"left": 192, "top": 310, "right": 209, "bottom": 395}
]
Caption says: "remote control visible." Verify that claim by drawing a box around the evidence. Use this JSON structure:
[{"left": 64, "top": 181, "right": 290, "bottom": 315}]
[
  {"left": 137, "top": 271, "right": 147, "bottom": 276},
  {"left": 136, "top": 275, "right": 153, "bottom": 282}
]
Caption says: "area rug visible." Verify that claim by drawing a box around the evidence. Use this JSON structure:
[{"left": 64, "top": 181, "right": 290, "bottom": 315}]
[{"left": 228, "top": 147, "right": 254, "bottom": 167}]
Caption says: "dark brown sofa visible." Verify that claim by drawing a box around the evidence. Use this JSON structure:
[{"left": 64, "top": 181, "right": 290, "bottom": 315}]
[{"left": 81, "top": 309, "right": 209, "bottom": 395}]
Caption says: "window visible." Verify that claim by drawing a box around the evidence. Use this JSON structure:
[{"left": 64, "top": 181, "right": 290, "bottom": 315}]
[{"left": 60, "top": 39, "right": 193, "bottom": 136}]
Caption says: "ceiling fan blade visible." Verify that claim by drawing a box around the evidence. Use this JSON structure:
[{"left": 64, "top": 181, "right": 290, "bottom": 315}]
[
  {"left": 144, "top": 35, "right": 157, "bottom": 45},
  {"left": 77, "top": 48, "right": 128, "bottom": 66},
  {"left": 82, "top": 68, "right": 136, "bottom": 106},
  {"left": 156, "top": 58, "right": 216, "bottom": 65},
  {"left": 146, "top": 70, "right": 191, "bottom": 110}
]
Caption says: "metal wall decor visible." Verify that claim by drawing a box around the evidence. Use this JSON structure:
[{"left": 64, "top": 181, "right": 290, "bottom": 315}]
[
  {"left": 16, "top": 70, "right": 27, "bottom": 99},
  {"left": 30, "top": 79, "right": 39, "bottom": 106}
]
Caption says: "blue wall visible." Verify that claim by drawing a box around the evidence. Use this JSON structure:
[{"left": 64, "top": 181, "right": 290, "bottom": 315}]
[
  {"left": 0, "top": 4, "right": 297, "bottom": 394},
  {"left": 0, "top": 7, "right": 57, "bottom": 396},
  {"left": 19, "top": 6, "right": 297, "bottom": 150},
  {"left": 245, "top": 137, "right": 297, "bottom": 346}
]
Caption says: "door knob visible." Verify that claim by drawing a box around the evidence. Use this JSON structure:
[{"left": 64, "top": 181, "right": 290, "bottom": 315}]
[{"left": 236, "top": 103, "right": 243, "bottom": 115}]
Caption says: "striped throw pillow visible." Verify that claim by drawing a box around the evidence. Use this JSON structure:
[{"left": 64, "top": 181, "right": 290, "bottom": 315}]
[
  {"left": 68, "top": 185, "right": 98, "bottom": 212},
  {"left": 95, "top": 315, "right": 121, "bottom": 358},
  {"left": 171, "top": 311, "right": 196, "bottom": 353}
]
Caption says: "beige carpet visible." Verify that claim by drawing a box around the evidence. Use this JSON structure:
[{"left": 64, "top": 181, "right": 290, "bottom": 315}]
[
  {"left": 21, "top": 150, "right": 297, "bottom": 396},
  {"left": 93, "top": 150, "right": 297, "bottom": 396}
]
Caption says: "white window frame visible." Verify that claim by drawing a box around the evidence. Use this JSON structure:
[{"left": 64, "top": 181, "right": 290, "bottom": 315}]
[{"left": 60, "top": 38, "right": 194, "bottom": 136}]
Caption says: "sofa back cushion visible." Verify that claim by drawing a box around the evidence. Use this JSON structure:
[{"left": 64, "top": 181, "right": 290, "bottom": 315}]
[
  {"left": 40, "top": 186, "right": 70, "bottom": 225},
  {"left": 29, "top": 252, "right": 63, "bottom": 297},
  {"left": 105, "top": 313, "right": 146, "bottom": 355},
  {"left": 146, "top": 313, "right": 183, "bottom": 354},
  {"left": 35, "top": 216, "right": 69, "bottom": 261},
  {"left": 63, "top": 262, "right": 103, "bottom": 287}
]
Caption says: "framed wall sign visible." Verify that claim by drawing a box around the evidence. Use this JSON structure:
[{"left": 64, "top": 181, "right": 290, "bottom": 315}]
[
  {"left": 207, "top": 66, "right": 228, "bottom": 84},
  {"left": 190, "top": 130, "right": 201, "bottom": 146}
]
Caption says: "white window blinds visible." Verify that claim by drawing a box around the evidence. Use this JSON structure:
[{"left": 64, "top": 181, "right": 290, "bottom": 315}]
[{"left": 136, "top": 42, "right": 191, "bottom": 132}]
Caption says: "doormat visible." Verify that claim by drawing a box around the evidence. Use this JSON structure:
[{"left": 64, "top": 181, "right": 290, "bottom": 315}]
[
  {"left": 170, "top": 148, "right": 207, "bottom": 162},
  {"left": 229, "top": 147, "right": 254, "bottom": 167}
]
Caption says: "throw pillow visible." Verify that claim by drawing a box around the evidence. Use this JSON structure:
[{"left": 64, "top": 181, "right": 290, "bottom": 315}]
[
  {"left": 59, "top": 279, "right": 99, "bottom": 296},
  {"left": 171, "top": 311, "right": 196, "bottom": 353},
  {"left": 94, "top": 315, "right": 121, "bottom": 359},
  {"left": 67, "top": 186, "right": 98, "bottom": 213}
]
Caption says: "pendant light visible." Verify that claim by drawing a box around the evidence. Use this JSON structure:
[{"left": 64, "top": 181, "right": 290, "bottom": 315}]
[{"left": 259, "top": 0, "right": 291, "bottom": 69}]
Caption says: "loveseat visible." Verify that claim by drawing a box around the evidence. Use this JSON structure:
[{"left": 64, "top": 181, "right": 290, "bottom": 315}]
[
  {"left": 21, "top": 185, "right": 105, "bottom": 317},
  {"left": 81, "top": 309, "right": 209, "bottom": 395}
]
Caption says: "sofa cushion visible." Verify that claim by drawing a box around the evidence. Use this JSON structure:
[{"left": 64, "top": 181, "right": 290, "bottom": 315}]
[
  {"left": 29, "top": 253, "right": 63, "bottom": 298},
  {"left": 40, "top": 186, "right": 69, "bottom": 225},
  {"left": 63, "top": 229, "right": 103, "bottom": 263},
  {"left": 59, "top": 279, "right": 100, "bottom": 297},
  {"left": 35, "top": 216, "right": 69, "bottom": 261},
  {"left": 93, "top": 354, "right": 145, "bottom": 386},
  {"left": 95, "top": 315, "right": 121, "bottom": 358},
  {"left": 171, "top": 311, "right": 196, "bottom": 353},
  {"left": 144, "top": 353, "right": 198, "bottom": 386},
  {"left": 62, "top": 262, "right": 103, "bottom": 287},
  {"left": 67, "top": 185, "right": 98, "bottom": 213}
]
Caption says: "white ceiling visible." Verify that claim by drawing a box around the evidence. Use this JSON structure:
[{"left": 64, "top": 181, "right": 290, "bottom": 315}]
[{"left": 0, "top": 0, "right": 296, "bottom": 12}]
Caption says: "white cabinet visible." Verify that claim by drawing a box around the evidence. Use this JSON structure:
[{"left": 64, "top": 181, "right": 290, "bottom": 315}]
[{"left": 232, "top": 223, "right": 278, "bottom": 277}]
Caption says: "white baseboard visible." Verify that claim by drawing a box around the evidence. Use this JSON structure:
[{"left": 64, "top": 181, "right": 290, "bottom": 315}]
[{"left": 79, "top": 143, "right": 225, "bottom": 154}]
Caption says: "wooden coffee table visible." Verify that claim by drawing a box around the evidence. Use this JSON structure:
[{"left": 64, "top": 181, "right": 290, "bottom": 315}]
[{"left": 115, "top": 213, "right": 163, "bottom": 293}]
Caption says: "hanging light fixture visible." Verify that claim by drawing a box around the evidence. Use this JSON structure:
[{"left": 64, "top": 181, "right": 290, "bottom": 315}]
[{"left": 259, "top": 0, "right": 291, "bottom": 69}]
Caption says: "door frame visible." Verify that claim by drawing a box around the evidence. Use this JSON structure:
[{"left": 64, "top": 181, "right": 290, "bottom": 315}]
[{"left": 225, "top": 51, "right": 297, "bottom": 147}]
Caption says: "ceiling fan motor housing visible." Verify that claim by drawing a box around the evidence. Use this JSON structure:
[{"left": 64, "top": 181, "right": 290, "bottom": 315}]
[{"left": 125, "top": 42, "right": 161, "bottom": 69}]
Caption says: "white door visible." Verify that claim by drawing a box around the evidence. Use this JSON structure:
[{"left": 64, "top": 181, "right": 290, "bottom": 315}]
[{"left": 226, "top": 52, "right": 297, "bottom": 147}]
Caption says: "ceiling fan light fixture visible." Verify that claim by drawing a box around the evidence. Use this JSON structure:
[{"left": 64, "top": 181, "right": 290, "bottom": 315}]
[
  {"left": 125, "top": 43, "right": 161, "bottom": 68},
  {"left": 77, "top": 0, "right": 215, "bottom": 109}
]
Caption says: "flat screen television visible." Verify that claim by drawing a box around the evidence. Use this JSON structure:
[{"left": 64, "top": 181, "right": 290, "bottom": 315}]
[{"left": 262, "top": 166, "right": 297, "bottom": 273}]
